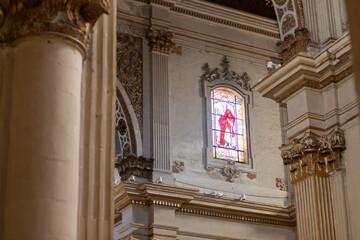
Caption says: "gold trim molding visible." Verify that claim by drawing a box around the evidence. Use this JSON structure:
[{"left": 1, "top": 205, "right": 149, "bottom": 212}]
[
  {"left": 1, "top": 0, "right": 110, "bottom": 49},
  {"left": 115, "top": 182, "right": 296, "bottom": 228},
  {"left": 281, "top": 129, "right": 345, "bottom": 184}
]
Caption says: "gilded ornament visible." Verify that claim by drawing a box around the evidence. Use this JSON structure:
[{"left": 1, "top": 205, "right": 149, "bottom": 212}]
[
  {"left": 117, "top": 33, "right": 143, "bottom": 136},
  {"left": 277, "top": 28, "right": 310, "bottom": 62},
  {"left": 148, "top": 27, "right": 182, "bottom": 55},
  {"left": 115, "top": 155, "right": 154, "bottom": 181},
  {"left": 282, "top": 130, "right": 345, "bottom": 183},
  {"left": 6, "top": 0, "right": 110, "bottom": 48}
]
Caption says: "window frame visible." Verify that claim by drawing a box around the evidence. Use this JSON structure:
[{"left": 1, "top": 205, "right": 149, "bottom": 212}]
[{"left": 203, "top": 80, "right": 253, "bottom": 170}]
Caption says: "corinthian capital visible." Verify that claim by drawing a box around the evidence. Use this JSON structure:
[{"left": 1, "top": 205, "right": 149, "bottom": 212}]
[{"left": 2, "top": 0, "right": 110, "bottom": 49}]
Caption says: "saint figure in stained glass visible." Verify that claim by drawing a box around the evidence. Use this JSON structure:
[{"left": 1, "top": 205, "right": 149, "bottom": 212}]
[{"left": 211, "top": 88, "right": 247, "bottom": 163}]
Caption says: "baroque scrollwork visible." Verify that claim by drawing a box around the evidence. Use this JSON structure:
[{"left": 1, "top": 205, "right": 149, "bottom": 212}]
[
  {"left": 200, "top": 56, "right": 251, "bottom": 93},
  {"left": 221, "top": 161, "right": 242, "bottom": 182},
  {"left": 281, "top": 128, "right": 345, "bottom": 183},
  {"left": 117, "top": 33, "right": 143, "bottom": 136},
  {"left": 148, "top": 27, "right": 181, "bottom": 55},
  {"left": 1, "top": 0, "right": 110, "bottom": 47}
]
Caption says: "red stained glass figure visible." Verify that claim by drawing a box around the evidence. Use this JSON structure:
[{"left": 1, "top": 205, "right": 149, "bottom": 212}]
[{"left": 218, "top": 106, "right": 235, "bottom": 147}]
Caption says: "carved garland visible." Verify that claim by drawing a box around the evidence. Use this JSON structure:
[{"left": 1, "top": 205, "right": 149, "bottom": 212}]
[
  {"left": 116, "top": 33, "right": 143, "bottom": 136},
  {"left": 1, "top": 0, "right": 110, "bottom": 48}
]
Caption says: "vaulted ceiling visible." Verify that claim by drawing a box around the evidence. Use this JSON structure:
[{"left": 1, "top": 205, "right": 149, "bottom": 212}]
[{"left": 204, "top": 0, "right": 276, "bottom": 20}]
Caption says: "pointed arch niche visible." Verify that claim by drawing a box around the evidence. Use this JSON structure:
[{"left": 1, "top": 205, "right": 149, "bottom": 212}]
[{"left": 201, "top": 57, "right": 253, "bottom": 170}]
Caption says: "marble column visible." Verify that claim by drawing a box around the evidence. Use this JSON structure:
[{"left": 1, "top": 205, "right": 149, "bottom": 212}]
[
  {"left": 0, "top": 1, "right": 110, "bottom": 239},
  {"left": 282, "top": 130, "right": 349, "bottom": 240}
]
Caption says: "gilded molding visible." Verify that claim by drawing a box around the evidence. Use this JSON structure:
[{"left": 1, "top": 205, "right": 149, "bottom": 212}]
[
  {"left": 148, "top": 27, "right": 181, "bottom": 55},
  {"left": 281, "top": 129, "right": 345, "bottom": 184},
  {"left": 2, "top": 0, "right": 110, "bottom": 48},
  {"left": 117, "top": 33, "right": 143, "bottom": 136},
  {"left": 277, "top": 28, "right": 310, "bottom": 62}
]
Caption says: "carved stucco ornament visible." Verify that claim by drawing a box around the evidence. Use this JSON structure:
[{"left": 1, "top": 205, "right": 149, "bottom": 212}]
[
  {"left": 115, "top": 155, "right": 154, "bottom": 181},
  {"left": 221, "top": 161, "right": 241, "bottom": 182},
  {"left": 172, "top": 161, "right": 184, "bottom": 174},
  {"left": 2, "top": 0, "right": 110, "bottom": 48},
  {"left": 148, "top": 27, "right": 181, "bottom": 55},
  {"left": 200, "top": 56, "right": 251, "bottom": 92},
  {"left": 276, "top": 178, "right": 288, "bottom": 191},
  {"left": 277, "top": 28, "right": 310, "bottom": 62},
  {"left": 281, "top": 129, "right": 345, "bottom": 183}
]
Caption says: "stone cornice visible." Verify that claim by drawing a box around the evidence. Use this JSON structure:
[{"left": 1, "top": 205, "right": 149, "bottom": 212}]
[
  {"left": 0, "top": 0, "right": 110, "bottom": 51},
  {"left": 135, "top": 0, "right": 279, "bottom": 39},
  {"left": 115, "top": 182, "right": 296, "bottom": 228},
  {"left": 254, "top": 34, "right": 353, "bottom": 103}
]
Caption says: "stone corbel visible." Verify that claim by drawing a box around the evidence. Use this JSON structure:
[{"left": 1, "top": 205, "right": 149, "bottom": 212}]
[
  {"left": 2, "top": 0, "right": 110, "bottom": 50},
  {"left": 148, "top": 27, "right": 181, "bottom": 55}
]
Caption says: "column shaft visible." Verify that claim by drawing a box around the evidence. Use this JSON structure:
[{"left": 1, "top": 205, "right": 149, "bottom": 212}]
[
  {"left": 4, "top": 36, "right": 83, "bottom": 239},
  {"left": 152, "top": 52, "right": 170, "bottom": 171}
]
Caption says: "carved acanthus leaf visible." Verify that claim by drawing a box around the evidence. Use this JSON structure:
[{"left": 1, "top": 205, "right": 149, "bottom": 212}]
[
  {"left": 2, "top": 0, "right": 110, "bottom": 47},
  {"left": 148, "top": 27, "right": 181, "bottom": 55},
  {"left": 281, "top": 128, "right": 345, "bottom": 183}
]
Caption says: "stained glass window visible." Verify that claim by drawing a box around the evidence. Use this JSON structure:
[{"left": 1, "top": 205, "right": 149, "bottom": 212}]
[{"left": 211, "top": 88, "right": 248, "bottom": 163}]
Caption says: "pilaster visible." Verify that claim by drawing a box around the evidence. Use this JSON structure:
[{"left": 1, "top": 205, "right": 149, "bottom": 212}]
[{"left": 281, "top": 129, "right": 349, "bottom": 239}]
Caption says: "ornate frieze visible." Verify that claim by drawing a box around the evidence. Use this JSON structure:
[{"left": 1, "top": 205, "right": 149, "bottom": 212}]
[
  {"left": 116, "top": 33, "right": 143, "bottom": 136},
  {"left": 148, "top": 28, "right": 181, "bottom": 55},
  {"left": 281, "top": 129, "right": 345, "bottom": 183},
  {"left": 200, "top": 56, "right": 251, "bottom": 93},
  {"left": 277, "top": 28, "right": 310, "bottom": 62},
  {"left": 115, "top": 155, "right": 154, "bottom": 181},
  {"left": 172, "top": 161, "right": 184, "bottom": 173},
  {"left": 1, "top": 0, "right": 110, "bottom": 48},
  {"left": 221, "top": 161, "right": 242, "bottom": 182}
]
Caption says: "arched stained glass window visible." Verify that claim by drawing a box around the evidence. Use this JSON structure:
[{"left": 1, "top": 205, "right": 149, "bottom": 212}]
[{"left": 211, "top": 88, "right": 248, "bottom": 163}]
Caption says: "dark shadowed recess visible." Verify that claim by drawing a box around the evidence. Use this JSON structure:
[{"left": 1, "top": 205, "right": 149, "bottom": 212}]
[{"left": 204, "top": 0, "right": 276, "bottom": 20}]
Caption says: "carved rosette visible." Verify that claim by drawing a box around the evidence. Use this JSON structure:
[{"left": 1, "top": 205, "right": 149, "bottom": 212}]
[
  {"left": 1, "top": 0, "right": 110, "bottom": 49},
  {"left": 148, "top": 27, "right": 181, "bottom": 55},
  {"left": 115, "top": 155, "right": 154, "bottom": 181},
  {"left": 281, "top": 129, "right": 345, "bottom": 184}
]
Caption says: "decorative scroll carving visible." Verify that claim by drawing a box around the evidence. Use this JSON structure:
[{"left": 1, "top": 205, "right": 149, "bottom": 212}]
[
  {"left": 115, "top": 91, "right": 135, "bottom": 160},
  {"left": 172, "top": 161, "right": 184, "bottom": 173},
  {"left": 277, "top": 28, "right": 310, "bottom": 62},
  {"left": 148, "top": 28, "right": 181, "bottom": 55},
  {"left": 276, "top": 178, "right": 288, "bottom": 191},
  {"left": 200, "top": 56, "right": 251, "bottom": 92},
  {"left": 1, "top": 0, "right": 110, "bottom": 47},
  {"left": 281, "top": 128, "right": 345, "bottom": 183},
  {"left": 247, "top": 173, "right": 256, "bottom": 180},
  {"left": 221, "top": 161, "right": 241, "bottom": 182},
  {"left": 115, "top": 155, "right": 154, "bottom": 181},
  {"left": 117, "top": 33, "right": 143, "bottom": 136}
]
